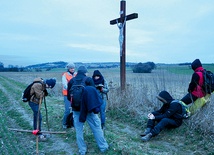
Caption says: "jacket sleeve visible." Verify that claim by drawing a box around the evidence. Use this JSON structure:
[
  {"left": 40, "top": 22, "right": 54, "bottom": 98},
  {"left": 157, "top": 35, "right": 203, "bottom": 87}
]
[
  {"left": 79, "top": 90, "right": 88, "bottom": 122},
  {"left": 67, "top": 79, "right": 73, "bottom": 101},
  {"left": 102, "top": 79, "right": 109, "bottom": 94},
  {"left": 62, "top": 73, "right": 67, "bottom": 90},
  {"left": 188, "top": 73, "right": 200, "bottom": 92},
  {"left": 31, "top": 83, "right": 44, "bottom": 101},
  {"left": 154, "top": 103, "right": 179, "bottom": 120}
]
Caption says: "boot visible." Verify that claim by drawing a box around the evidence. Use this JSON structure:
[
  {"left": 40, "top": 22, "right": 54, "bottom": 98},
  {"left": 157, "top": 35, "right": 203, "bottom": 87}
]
[
  {"left": 141, "top": 133, "right": 152, "bottom": 142},
  {"left": 101, "top": 123, "right": 105, "bottom": 130},
  {"left": 140, "top": 128, "right": 151, "bottom": 137}
]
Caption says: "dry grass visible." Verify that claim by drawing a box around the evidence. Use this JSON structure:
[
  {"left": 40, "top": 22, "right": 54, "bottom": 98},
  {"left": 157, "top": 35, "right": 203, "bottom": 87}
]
[{"left": 0, "top": 67, "right": 213, "bottom": 154}]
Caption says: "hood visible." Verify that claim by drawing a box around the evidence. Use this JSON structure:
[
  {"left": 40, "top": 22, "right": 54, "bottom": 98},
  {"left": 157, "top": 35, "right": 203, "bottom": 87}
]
[
  {"left": 191, "top": 59, "right": 202, "bottom": 71},
  {"left": 156, "top": 90, "right": 174, "bottom": 104},
  {"left": 92, "top": 70, "right": 103, "bottom": 78}
]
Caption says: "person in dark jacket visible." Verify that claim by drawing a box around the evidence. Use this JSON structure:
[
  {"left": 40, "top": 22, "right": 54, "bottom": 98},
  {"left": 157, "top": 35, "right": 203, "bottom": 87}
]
[
  {"left": 181, "top": 59, "right": 206, "bottom": 105},
  {"left": 67, "top": 66, "right": 109, "bottom": 155},
  {"left": 79, "top": 86, "right": 103, "bottom": 122},
  {"left": 92, "top": 70, "right": 109, "bottom": 129},
  {"left": 141, "top": 91, "right": 184, "bottom": 142}
]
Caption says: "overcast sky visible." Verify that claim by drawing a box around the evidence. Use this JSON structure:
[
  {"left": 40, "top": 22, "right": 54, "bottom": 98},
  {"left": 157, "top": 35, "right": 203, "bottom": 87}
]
[{"left": 0, "top": 0, "right": 214, "bottom": 67}]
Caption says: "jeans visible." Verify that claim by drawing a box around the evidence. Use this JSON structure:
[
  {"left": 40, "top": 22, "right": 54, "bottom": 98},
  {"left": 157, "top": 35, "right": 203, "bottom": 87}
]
[
  {"left": 147, "top": 118, "right": 180, "bottom": 136},
  {"left": 73, "top": 111, "right": 109, "bottom": 155},
  {"left": 29, "top": 101, "right": 42, "bottom": 131},
  {"left": 62, "top": 96, "right": 71, "bottom": 125},
  {"left": 100, "top": 98, "right": 107, "bottom": 125}
]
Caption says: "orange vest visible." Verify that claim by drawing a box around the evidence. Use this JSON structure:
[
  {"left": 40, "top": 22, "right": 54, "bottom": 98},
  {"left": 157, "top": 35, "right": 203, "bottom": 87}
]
[{"left": 62, "top": 72, "right": 75, "bottom": 96}]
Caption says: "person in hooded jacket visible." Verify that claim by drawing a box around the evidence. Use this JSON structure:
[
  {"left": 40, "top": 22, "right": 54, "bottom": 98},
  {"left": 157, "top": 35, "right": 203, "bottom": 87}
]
[
  {"left": 62, "top": 62, "right": 76, "bottom": 129},
  {"left": 92, "top": 70, "right": 109, "bottom": 129},
  {"left": 67, "top": 66, "right": 109, "bottom": 155},
  {"left": 29, "top": 77, "right": 56, "bottom": 141},
  {"left": 141, "top": 90, "right": 184, "bottom": 142},
  {"left": 181, "top": 59, "right": 206, "bottom": 105}
]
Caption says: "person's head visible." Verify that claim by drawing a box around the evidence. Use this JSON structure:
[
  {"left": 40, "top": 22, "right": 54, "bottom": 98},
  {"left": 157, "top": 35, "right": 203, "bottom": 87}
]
[
  {"left": 92, "top": 70, "right": 102, "bottom": 80},
  {"left": 156, "top": 90, "right": 174, "bottom": 104},
  {"left": 191, "top": 59, "right": 202, "bottom": 71},
  {"left": 66, "top": 62, "right": 75, "bottom": 73},
  {"left": 45, "top": 78, "right": 56, "bottom": 88},
  {"left": 77, "top": 66, "right": 88, "bottom": 75}
]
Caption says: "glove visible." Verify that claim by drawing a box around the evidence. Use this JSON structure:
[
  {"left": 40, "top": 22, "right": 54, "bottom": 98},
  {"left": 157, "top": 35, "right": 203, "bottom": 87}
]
[{"left": 44, "top": 89, "right": 48, "bottom": 96}]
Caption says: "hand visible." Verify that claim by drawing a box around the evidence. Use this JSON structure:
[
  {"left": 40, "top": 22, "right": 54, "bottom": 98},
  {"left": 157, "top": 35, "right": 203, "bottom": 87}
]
[
  {"left": 44, "top": 89, "right": 48, "bottom": 96},
  {"left": 148, "top": 113, "right": 155, "bottom": 120}
]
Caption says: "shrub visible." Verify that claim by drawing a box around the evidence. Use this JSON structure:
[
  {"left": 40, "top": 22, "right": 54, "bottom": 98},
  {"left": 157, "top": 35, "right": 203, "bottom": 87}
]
[{"left": 132, "top": 62, "right": 156, "bottom": 73}]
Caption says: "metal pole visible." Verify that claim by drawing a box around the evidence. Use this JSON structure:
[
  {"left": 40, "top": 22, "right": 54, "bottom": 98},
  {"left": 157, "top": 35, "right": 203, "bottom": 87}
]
[{"left": 120, "top": 0, "right": 126, "bottom": 90}]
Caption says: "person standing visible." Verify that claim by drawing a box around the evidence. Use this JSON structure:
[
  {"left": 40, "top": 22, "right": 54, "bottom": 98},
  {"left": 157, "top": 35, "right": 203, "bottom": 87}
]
[
  {"left": 67, "top": 66, "right": 109, "bottom": 155},
  {"left": 62, "top": 62, "right": 76, "bottom": 129},
  {"left": 181, "top": 59, "right": 206, "bottom": 105},
  {"left": 92, "top": 70, "right": 109, "bottom": 129},
  {"left": 141, "top": 90, "right": 184, "bottom": 142},
  {"left": 29, "top": 78, "right": 56, "bottom": 141}
]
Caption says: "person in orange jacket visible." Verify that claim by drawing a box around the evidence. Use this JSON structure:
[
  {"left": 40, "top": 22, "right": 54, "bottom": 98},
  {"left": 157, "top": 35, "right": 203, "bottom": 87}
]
[{"left": 62, "top": 62, "right": 76, "bottom": 129}]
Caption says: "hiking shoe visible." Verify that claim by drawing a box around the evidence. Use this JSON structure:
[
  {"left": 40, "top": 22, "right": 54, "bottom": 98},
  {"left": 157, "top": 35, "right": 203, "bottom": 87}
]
[
  {"left": 101, "top": 123, "right": 105, "bottom": 130},
  {"left": 38, "top": 134, "right": 47, "bottom": 142},
  {"left": 62, "top": 125, "right": 67, "bottom": 129},
  {"left": 141, "top": 133, "right": 152, "bottom": 142},
  {"left": 140, "top": 128, "right": 151, "bottom": 137}
]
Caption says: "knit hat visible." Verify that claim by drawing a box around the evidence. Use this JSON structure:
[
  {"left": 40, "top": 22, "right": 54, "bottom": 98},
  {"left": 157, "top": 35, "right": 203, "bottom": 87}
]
[
  {"left": 45, "top": 78, "right": 56, "bottom": 88},
  {"left": 77, "top": 66, "right": 88, "bottom": 74},
  {"left": 66, "top": 62, "right": 75, "bottom": 69}
]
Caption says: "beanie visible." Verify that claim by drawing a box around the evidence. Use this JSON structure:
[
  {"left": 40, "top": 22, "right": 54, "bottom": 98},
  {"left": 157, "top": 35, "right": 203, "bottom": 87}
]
[
  {"left": 66, "top": 62, "right": 75, "bottom": 69},
  {"left": 78, "top": 66, "right": 88, "bottom": 74},
  {"left": 45, "top": 78, "right": 56, "bottom": 88}
]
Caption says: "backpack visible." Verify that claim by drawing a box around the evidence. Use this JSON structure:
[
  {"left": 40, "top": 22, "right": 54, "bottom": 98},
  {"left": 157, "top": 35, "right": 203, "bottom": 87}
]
[
  {"left": 22, "top": 81, "right": 41, "bottom": 102},
  {"left": 69, "top": 77, "right": 88, "bottom": 108},
  {"left": 202, "top": 69, "right": 214, "bottom": 94},
  {"left": 66, "top": 112, "right": 74, "bottom": 128},
  {"left": 171, "top": 100, "right": 190, "bottom": 119}
]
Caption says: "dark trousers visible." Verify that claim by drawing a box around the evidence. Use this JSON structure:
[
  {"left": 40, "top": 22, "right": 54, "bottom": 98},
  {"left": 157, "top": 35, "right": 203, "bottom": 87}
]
[
  {"left": 147, "top": 118, "right": 180, "bottom": 136},
  {"left": 29, "top": 101, "right": 42, "bottom": 131},
  {"left": 181, "top": 93, "right": 198, "bottom": 105}
]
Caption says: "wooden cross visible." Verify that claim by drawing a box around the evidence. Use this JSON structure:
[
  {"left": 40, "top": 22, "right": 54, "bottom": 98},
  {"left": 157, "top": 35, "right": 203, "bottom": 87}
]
[{"left": 110, "top": 0, "right": 138, "bottom": 90}]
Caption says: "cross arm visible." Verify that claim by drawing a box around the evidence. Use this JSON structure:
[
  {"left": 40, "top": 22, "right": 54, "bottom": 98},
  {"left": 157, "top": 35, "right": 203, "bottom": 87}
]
[{"left": 110, "top": 13, "right": 138, "bottom": 25}]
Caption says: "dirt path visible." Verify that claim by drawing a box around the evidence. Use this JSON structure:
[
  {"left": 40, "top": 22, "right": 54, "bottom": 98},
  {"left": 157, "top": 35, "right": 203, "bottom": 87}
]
[{"left": 0, "top": 75, "right": 75, "bottom": 155}]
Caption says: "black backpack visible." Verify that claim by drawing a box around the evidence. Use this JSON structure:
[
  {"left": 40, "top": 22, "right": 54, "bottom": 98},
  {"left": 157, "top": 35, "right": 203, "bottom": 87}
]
[
  {"left": 69, "top": 77, "right": 88, "bottom": 108},
  {"left": 202, "top": 69, "right": 214, "bottom": 94},
  {"left": 22, "top": 81, "right": 41, "bottom": 102},
  {"left": 66, "top": 112, "right": 74, "bottom": 128}
]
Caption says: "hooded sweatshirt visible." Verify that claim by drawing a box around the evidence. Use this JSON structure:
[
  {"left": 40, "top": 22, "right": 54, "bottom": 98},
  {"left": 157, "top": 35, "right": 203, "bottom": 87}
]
[
  {"left": 153, "top": 91, "right": 183, "bottom": 125},
  {"left": 189, "top": 59, "right": 205, "bottom": 97}
]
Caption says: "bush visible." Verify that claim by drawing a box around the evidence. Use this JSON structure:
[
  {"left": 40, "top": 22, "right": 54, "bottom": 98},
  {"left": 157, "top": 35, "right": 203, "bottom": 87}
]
[{"left": 132, "top": 62, "right": 156, "bottom": 73}]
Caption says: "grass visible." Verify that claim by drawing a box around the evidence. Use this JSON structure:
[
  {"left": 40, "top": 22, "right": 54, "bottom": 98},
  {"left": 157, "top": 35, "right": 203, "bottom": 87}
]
[{"left": 0, "top": 67, "right": 214, "bottom": 154}]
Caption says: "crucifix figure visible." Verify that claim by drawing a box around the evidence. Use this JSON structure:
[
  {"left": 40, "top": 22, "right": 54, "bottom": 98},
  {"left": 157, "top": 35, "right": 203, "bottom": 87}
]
[
  {"left": 110, "top": 0, "right": 138, "bottom": 90},
  {"left": 117, "top": 15, "right": 126, "bottom": 57}
]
